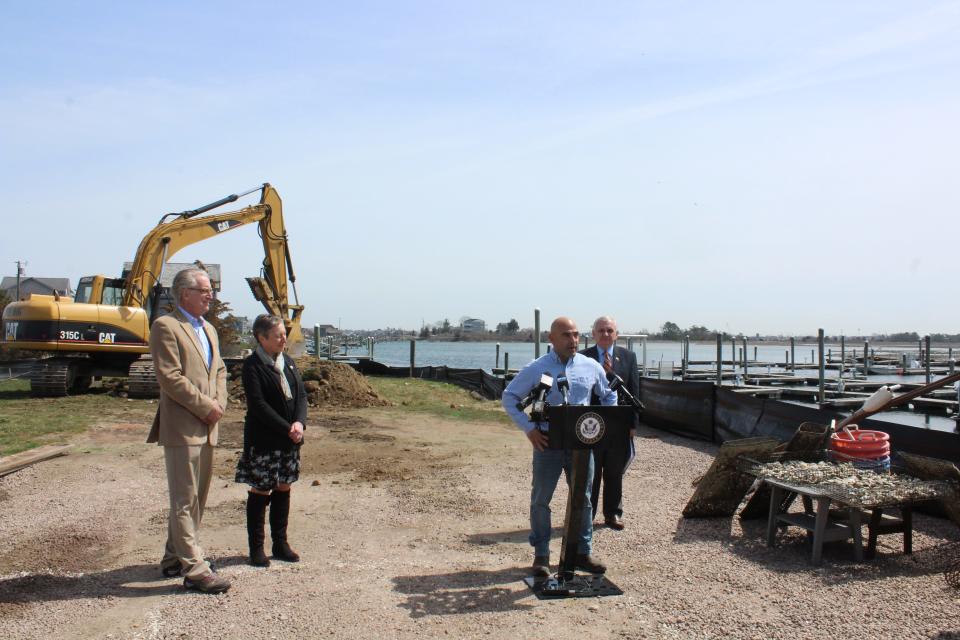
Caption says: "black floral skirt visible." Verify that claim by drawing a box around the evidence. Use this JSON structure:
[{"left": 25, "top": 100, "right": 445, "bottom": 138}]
[{"left": 235, "top": 447, "right": 301, "bottom": 491}]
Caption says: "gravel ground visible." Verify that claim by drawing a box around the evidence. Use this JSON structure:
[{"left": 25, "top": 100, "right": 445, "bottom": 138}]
[{"left": 1, "top": 409, "right": 959, "bottom": 639}]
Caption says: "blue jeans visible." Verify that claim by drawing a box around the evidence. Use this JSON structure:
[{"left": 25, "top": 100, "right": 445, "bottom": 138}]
[{"left": 529, "top": 448, "right": 594, "bottom": 557}]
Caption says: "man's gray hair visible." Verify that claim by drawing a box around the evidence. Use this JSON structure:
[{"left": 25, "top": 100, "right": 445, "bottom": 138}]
[
  {"left": 252, "top": 314, "right": 284, "bottom": 340},
  {"left": 171, "top": 267, "right": 209, "bottom": 304},
  {"left": 592, "top": 315, "right": 617, "bottom": 330}
]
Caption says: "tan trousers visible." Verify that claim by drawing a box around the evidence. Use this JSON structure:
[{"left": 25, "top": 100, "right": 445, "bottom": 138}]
[{"left": 161, "top": 444, "right": 213, "bottom": 579}]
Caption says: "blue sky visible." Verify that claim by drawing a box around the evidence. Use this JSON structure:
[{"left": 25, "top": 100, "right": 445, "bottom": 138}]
[{"left": 2, "top": 2, "right": 958, "bottom": 335}]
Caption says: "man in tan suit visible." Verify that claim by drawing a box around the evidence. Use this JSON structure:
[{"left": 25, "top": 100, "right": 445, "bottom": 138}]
[{"left": 147, "top": 267, "right": 230, "bottom": 593}]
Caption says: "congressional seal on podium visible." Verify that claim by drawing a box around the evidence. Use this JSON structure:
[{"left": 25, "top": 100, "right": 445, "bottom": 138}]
[{"left": 574, "top": 411, "right": 605, "bottom": 445}]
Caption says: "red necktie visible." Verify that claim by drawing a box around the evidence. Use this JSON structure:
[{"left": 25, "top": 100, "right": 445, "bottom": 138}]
[{"left": 603, "top": 350, "right": 613, "bottom": 374}]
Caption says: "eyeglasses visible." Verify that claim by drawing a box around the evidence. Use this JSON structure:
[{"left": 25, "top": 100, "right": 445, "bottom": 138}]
[{"left": 188, "top": 287, "right": 214, "bottom": 296}]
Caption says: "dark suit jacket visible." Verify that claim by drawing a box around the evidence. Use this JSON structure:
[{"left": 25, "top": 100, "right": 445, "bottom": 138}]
[
  {"left": 241, "top": 351, "right": 308, "bottom": 453},
  {"left": 580, "top": 344, "right": 640, "bottom": 429}
]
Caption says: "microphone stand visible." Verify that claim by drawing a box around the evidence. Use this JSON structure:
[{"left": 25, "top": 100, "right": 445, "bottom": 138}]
[{"left": 610, "top": 374, "right": 644, "bottom": 412}]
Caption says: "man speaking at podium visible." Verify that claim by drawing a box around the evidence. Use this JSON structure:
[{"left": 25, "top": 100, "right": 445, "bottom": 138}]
[{"left": 502, "top": 316, "right": 617, "bottom": 578}]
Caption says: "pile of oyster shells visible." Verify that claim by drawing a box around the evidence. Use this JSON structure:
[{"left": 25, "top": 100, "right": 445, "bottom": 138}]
[{"left": 754, "top": 460, "right": 954, "bottom": 507}]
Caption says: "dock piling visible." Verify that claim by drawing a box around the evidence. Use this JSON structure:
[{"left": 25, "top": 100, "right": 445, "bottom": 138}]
[
  {"left": 716, "top": 334, "right": 722, "bottom": 385},
  {"left": 926, "top": 335, "right": 932, "bottom": 384},
  {"left": 682, "top": 335, "right": 689, "bottom": 379},
  {"left": 790, "top": 337, "right": 795, "bottom": 372},
  {"left": 840, "top": 335, "right": 845, "bottom": 379},
  {"left": 409, "top": 339, "right": 416, "bottom": 377},
  {"left": 742, "top": 337, "right": 748, "bottom": 377},
  {"left": 642, "top": 336, "right": 648, "bottom": 378},
  {"left": 534, "top": 308, "right": 541, "bottom": 359},
  {"left": 818, "top": 329, "right": 825, "bottom": 405},
  {"left": 495, "top": 343, "right": 500, "bottom": 369}
]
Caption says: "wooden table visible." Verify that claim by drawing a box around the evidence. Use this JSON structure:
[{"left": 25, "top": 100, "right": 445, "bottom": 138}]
[
  {"left": 762, "top": 478, "right": 917, "bottom": 565},
  {"left": 764, "top": 478, "right": 863, "bottom": 565}
]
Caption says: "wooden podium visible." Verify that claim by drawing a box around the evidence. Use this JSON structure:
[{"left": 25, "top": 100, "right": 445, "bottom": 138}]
[{"left": 524, "top": 405, "right": 634, "bottom": 598}]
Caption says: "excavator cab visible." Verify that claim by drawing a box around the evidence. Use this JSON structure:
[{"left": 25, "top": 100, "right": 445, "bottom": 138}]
[
  {"left": 73, "top": 276, "right": 126, "bottom": 305},
  {"left": 73, "top": 276, "right": 101, "bottom": 303}
]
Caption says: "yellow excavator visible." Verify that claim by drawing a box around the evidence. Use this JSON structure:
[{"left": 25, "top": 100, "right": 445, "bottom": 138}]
[{"left": 2, "top": 183, "right": 304, "bottom": 397}]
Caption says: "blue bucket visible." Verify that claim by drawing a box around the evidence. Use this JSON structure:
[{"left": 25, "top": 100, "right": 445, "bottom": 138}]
[{"left": 828, "top": 450, "right": 891, "bottom": 473}]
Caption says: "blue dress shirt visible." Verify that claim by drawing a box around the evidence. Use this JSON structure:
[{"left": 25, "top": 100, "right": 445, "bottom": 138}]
[
  {"left": 502, "top": 351, "right": 616, "bottom": 433},
  {"left": 596, "top": 345, "right": 614, "bottom": 365},
  {"left": 178, "top": 305, "right": 212, "bottom": 369}
]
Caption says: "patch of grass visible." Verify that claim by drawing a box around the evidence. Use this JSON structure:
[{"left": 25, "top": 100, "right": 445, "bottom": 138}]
[
  {"left": 0, "top": 380, "right": 157, "bottom": 455},
  {"left": 367, "top": 377, "right": 512, "bottom": 425}
]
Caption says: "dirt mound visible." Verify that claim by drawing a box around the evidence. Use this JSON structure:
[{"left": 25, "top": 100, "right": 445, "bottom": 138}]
[{"left": 227, "top": 358, "right": 389, "bottom": 409}]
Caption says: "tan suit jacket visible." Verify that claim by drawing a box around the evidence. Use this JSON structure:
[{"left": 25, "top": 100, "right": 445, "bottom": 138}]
[{"left": 146, "top": 309, "right": 228, "bottom": 446}]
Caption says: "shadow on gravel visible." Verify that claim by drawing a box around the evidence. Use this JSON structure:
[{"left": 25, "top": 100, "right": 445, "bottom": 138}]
[
  {"left": 672, "top": 515, "right": 736, "bottom": 544},
  {"left": 0, "top": 563, "right": 183, "bottom": 606},
  {"left": 392, "top": 566, "right": 534, "bottom": 618},
  {"left": 207, "top": 554, "right": 249, "bottom": 570},
  {"left": 464, "top": 527, "right": 563, "bottom": 546},
  {"left": 674, "top": 507, "right": 960, "bottom": 583},
  {"left": 722, "top": 518, "right": 955, "bottom": 582}
]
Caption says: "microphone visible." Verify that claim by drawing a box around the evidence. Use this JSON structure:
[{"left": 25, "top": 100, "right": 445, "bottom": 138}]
[
  {"left": 516, "top": 373, "right": 554, "bottom": 411},
  {"left": 609, "top": 373, "right": 645, "bottom": 411},
  {"left": 556, "top": 375, "right": 570, "bottom": 405}
]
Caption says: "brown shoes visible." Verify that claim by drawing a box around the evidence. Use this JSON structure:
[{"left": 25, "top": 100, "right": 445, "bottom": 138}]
[
  {"left": 575, "top": 554, "right": 607, "bottom": 574},
  {"left": 183, "top": 572, "right": 231, "bottom": 594},
  {"left": 605, "top": 515, "right": 625, "bottom": 530},
  {"left": 531, "top": 555, "right": 550, "bottom": 578}
]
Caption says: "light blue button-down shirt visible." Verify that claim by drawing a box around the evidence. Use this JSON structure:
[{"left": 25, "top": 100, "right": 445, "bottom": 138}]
[
  {"left": 178, "top": 305, "right": 212, "bottom": 369},
  {"left": 502, "top": 351, "right": 616, "bottom": 433}
]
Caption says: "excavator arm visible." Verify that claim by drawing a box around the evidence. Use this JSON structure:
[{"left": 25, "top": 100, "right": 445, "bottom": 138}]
[
  {"left": 246, "top": 185, "right": 304, "bottom": 347},
  {"left": 122, "top": 182, "right": 304, "bottom": 349}
]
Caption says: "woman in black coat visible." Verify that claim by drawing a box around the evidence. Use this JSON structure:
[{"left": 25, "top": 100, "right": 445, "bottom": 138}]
[{"left": 235, "top": 314, "right": 307, "bottom": 567}]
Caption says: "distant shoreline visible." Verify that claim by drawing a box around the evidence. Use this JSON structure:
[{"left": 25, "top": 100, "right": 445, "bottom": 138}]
[{"left": 387, "top": 336, "right": 958, "bottom": 348}]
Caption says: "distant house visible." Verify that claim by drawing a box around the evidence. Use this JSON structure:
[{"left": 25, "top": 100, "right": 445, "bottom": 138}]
[
  {"left": 462, "top": 318, "right": 486, "bottom": 333},
  {"left": 121, "top": 261, "right": 221, "bottom": 312},
  {"left": 122, "top": 262, "right": 222, "bottom": 292},
  {"left": 231, "top": 316, "right": 252, "bottom": 334},
  {"left": 1, "top": 276, "right": 73, "bottom": 301},
  {"left": 315, "top": 324, "right": 340, "bottom": 337}
]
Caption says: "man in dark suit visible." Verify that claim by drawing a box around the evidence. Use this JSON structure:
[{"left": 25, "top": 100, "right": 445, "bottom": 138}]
[{"left": 580, "top": 315, "right": 640, "bottom": 530}]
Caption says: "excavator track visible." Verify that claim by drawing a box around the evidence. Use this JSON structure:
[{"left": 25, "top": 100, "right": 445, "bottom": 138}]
[
  {"left": 128, "top": 357, "right": 159, "bottom": 398},
  {"left": 30, "top": 359, "right": 77, "bottom": 397}
]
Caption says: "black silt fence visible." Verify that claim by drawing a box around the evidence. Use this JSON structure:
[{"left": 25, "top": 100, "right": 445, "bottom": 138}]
[
  {"left": 350, "top": 359, "right": 960, "bottom": 463},
  {"left": 351, "top": 360, "right": 505, "bottom": 400}
]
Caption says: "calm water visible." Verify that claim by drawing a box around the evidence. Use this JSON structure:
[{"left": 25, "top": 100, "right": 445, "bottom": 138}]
[{"left": 341, "top": 340, "right": 958, "bottom": 433}]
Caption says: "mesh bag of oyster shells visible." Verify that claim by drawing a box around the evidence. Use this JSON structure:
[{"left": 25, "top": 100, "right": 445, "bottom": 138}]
[
  {"left": 944, "top": 543, "right": 960, "bottom": 590},
  {"left": 750, "top": 460, "right": 856, "bottom": 487},
  {"left": 682, "top": 437, "right": 780, "bottom": 518}
]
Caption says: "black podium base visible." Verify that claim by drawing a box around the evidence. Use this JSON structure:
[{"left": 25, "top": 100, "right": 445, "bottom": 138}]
[{"left": 523, "top": 573, "right": 623, "bottom": 599}]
